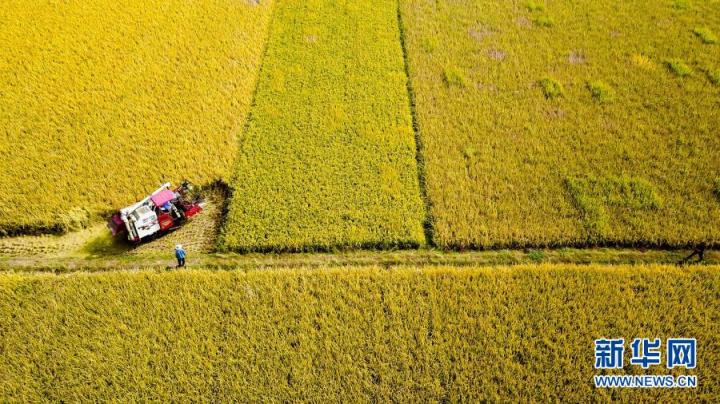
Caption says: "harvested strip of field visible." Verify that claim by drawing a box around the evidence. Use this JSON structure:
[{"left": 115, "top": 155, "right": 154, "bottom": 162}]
[
  {"left": 0, "top": 0, "right": 274, "bottom": 235},
  {"left": 129, "top": 189, "right": 225, "bottom": 255},
  {"left": 1, "top": 265, "right": 718, "bottom": 400},
  {"left": 219, "top": 0, "right": 425, "bottom": 252},
  {"left": 0, "top": 192, "right": 223, "bottom": 259},
  {"left": 400, "top": 0, "right": 720, "bottom": 248},
  {"left": 0, "top": 224, "right": 106, "bottom": 257}
]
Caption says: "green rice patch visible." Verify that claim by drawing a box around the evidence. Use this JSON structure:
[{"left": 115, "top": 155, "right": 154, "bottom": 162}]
[
  {"left": 421, "top": 37, "right": 437, "bottom": 53},
  {"left": 533, "top": 15, "right": 554, "bottom": 27},
  {"left": 666, "top": 59, "right": 692, "bottom": 77},
  {"left": 567, "top": 176, "right": 662, "bottom": 240},
  {"left": 709, "top": 69, "right": 720, "bottom": 86},
  {"left": 443, "top": 67, "right": 467, "bottom": 87},
  {"left": 587, "top": 81, "right": 615, "bottom": 103},
  {"left": 693, "top": 27, "right": 718, "bottom": 44},
  {"left": 526, "top": 1, "right": 545, "bottom": 12},
  {"left": 539, "top": 77, "right": 563, "bottom": 99},
  {"left": 672, "top": 0, "right": 691, "bottom": 10}
]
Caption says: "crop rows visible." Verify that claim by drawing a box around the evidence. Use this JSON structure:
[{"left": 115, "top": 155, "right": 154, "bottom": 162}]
[
  {"left": 219, "top": 0, "right": 425, "bottom": 252},
  {"left": 1, "top": 265, "right": 718, "bottom": 401},
  {"left": 399, "top": 0, "right": 720, "bottom": 248},
  {"left": 0, "top": 0, "right": 274, "bottom": 235}
]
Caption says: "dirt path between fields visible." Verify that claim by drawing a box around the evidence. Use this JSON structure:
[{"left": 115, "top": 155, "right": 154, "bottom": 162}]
[{"left": 1, "top": 247, "right": 716, "bottom": 274}]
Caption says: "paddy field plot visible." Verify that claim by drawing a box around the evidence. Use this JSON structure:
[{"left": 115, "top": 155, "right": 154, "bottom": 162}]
[
  {"left": 400, "top": 0, "right": 720, "bottom": 248},
  {"left": 0, "top": 0, "right": 274, "bottom": 235},
  {"left": 1, "top": 265, "right": 717, "bottom": 401},
  {"left": 219, "top": 0, "right": 426, "bottom": 252}
]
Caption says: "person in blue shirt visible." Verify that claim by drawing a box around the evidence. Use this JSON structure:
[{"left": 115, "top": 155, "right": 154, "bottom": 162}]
[{"left": 175, "top": 244, "right": 186, "bottom": 268}]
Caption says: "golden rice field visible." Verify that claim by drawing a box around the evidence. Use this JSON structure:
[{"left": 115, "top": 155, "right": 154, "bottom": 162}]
[
  {"left": 400, "top": 0, "right": 720, "bottom": 249},
  {"left": 2, "top": 2, "right": 719, "bottom": 401},
  {"left": 218, "top": 0, "right": 425, "bottom": 252},
  {"left": 0, "top": 0, "right": 274, "bottom": 235},
  {"left": 1, "top": 265, "right": 718, "bottom": 401},
  {"left": 2, "top": 0, "right": 719, "bottom": 253}
]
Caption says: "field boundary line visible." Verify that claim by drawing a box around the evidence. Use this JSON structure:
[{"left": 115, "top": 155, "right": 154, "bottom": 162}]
[{"left": 396, "top": 0, "right": 434, "bottom": 247}]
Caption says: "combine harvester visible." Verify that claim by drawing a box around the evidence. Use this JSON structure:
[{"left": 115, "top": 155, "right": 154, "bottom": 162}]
[{"left": 108, "top": 182, "right": 204, "bottom": 243}]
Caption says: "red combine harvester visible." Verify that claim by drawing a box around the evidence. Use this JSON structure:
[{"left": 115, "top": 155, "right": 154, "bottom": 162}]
[{"left": 108, "top": 181, "right": 204, "bottom": 242}]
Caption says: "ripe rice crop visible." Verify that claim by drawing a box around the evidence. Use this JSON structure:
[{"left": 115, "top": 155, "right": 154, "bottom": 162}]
[
  {"left": 0, "top": 0, "right": 274, "bottom": 235},
  {"left": 219, "top": 0, "right": 425, "bottom": 251},
  {"left": 399, "top": 0, "right": 720, "bottom": 248},
  {"left": 1, "top": 264, "right": 718, "bottom": 400}
]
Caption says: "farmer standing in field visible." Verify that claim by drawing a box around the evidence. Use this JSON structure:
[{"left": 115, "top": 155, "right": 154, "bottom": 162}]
[{"left": 175, "top": 244, "right": 186, "bottom": 268}]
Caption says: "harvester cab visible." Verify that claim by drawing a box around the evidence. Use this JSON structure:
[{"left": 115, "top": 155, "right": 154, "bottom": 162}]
[{"left": 108, "top": 181, "right": 204, "bottom": 242}]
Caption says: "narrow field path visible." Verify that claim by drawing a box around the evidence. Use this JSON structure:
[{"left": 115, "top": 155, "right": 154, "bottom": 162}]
[{"left": 2, "top": 246, "right": 716, "bottom": 274}]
